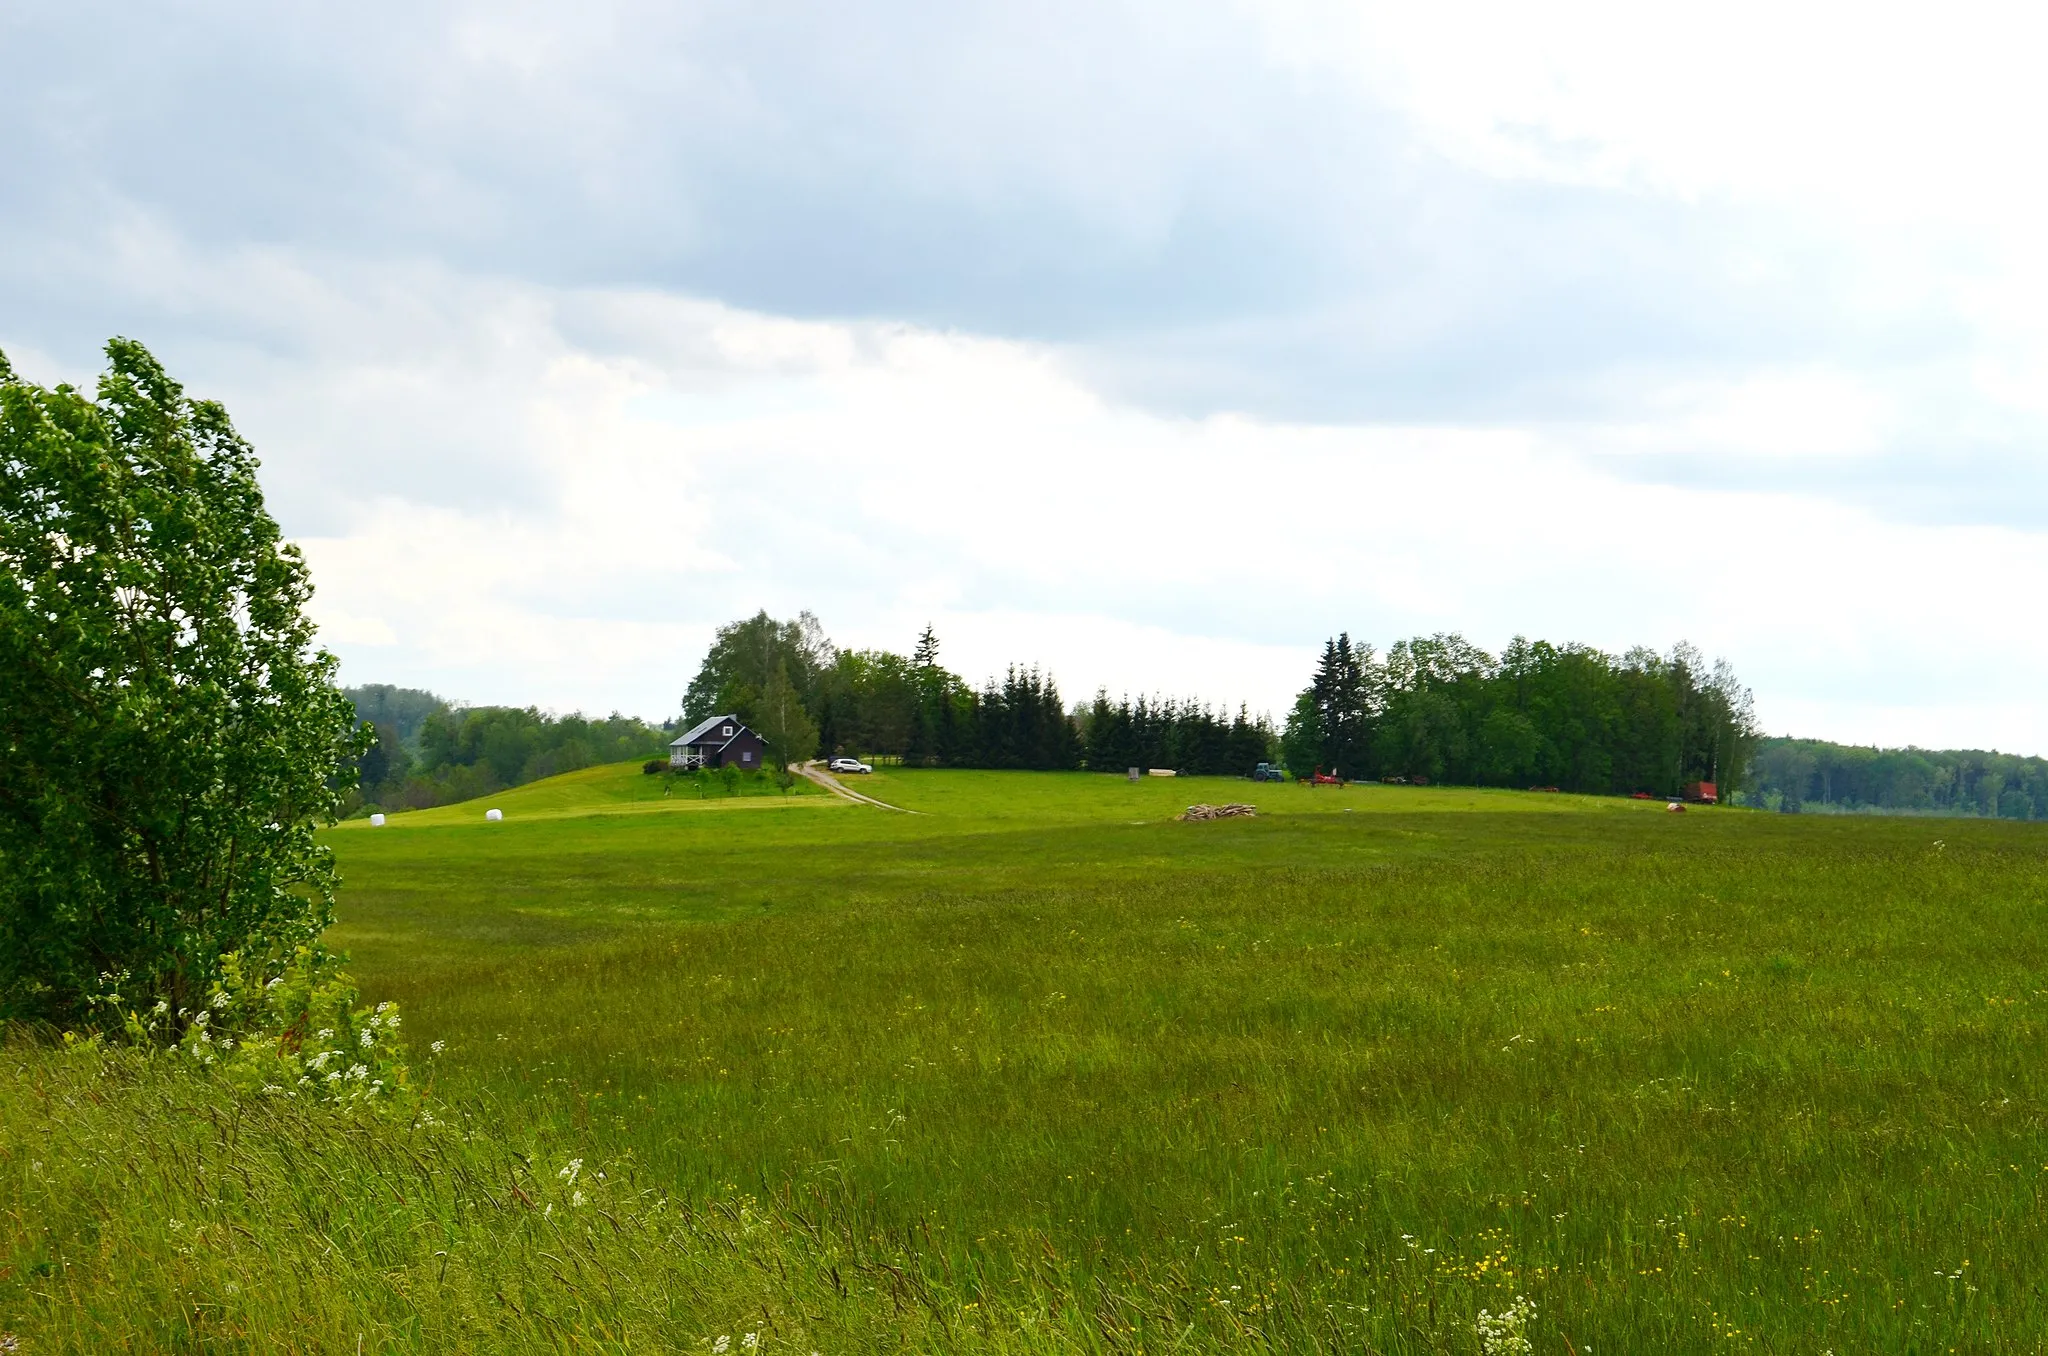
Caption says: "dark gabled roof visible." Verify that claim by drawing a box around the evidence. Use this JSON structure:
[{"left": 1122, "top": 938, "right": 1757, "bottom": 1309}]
[{"left": 670, "top": 714, "right": 749, "bottom": 748}]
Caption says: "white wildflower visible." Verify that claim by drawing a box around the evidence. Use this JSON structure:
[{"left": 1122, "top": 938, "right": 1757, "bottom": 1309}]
[
  {"left": 430, "top": 1040, "right": 446, "bottom": 1055},
  {"left": 712, "top": 1338, "right": 731, "bottom": 1355},
  {"left": 1476, "top": 1296, "right": 1535, "bottom": 1356},
  {"left": 316, "top": 1028, "right": 335, "bottom": 1040},
  {"left": 347, "top": 1063, "right": 368, "bottom": 1081},
  {"left": 742, "top": 1333, "right": 759, "bottom": 1351},
  {"left": 360, "top": 1027, "right": 375, "bottom": 1048},
  {"left": 210, "top": 992, "right": 230, "bottom": 1011},
  {"left": 152, "top": 999, "right": 169, "bottom": 1016},
  {"left": 572, "top": 1190, "right": 587, "bottom": 1207}
]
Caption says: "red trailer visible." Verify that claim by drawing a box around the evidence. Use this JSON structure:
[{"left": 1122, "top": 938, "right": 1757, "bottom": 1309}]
[{"left": 1682, "top": 781, "right": 1718, "bottom": 804}]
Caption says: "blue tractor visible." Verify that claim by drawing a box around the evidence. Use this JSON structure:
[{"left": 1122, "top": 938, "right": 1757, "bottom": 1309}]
[{"left": 1251, "top": 762, "right": 1287, "bottom": 782}]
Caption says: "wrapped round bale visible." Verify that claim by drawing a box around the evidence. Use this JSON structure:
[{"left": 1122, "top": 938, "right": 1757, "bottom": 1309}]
[
  {"left": 485, "top": 808, "right": 504, "bottom": 822},
  {"left": 369, "top": 813, "right": 386, "bottom": 827}
]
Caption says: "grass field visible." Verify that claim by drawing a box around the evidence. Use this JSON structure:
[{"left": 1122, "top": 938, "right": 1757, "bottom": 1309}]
[{"left": 9, "top": 763, "right": 2048, "bottom": 1353}]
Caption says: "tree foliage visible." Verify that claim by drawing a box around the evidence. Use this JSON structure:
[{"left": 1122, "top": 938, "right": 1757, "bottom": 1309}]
[
  {"left": 1748, "top": 737, "right": 2048, "bottom": 818},
  {"left": 344, "top": 687, "right": 667, "bottom": 813},
  {"left": 1081, "top": 694, "right": 1275, "bottom": 775},
  {"left": 687, "top": 615, "right": 1269, "bottom": 774},
  {"left": 1281, "top": 632, "right": 1759, "bottom": 794},
  {"left": 754, "top": 660, "right": 820, "bottom": 783},
  {"left": 682, "top": 610, "right": 835, "bottom": 726},
  {"left": 0, "top": 340, "right": 368, "bottom": 1031}
]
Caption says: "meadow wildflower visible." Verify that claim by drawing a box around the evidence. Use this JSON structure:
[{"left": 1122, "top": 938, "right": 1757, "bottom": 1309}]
[{"left": 1475, "top": 1296, "right": 1535, "bottom": 1356}]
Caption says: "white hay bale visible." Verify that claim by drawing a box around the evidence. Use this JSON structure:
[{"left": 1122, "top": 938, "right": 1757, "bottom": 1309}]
[
  {"left": 485, "top": 808, "right": 503, "bottom": 822},
  {"left": 369, "top": 813, "right": 386, "bottom": 827}
]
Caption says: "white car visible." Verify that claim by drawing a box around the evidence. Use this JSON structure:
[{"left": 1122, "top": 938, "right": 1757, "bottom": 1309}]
[{"left": 827, "top": 757, "right": 873, "bottom": 774}]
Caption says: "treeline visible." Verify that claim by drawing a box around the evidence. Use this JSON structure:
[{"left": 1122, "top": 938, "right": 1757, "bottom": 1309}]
[
  {"left": 1081, "top": 696, "right": 1276, "bottom": 776},
  {"left": 345, "top": 685, "right": 667, "bottom": 812},
  {"left": 1282, "top": 634, "right": 1758, "bottom": 796},
  {"left": 683, "top": 612, "right": 1276, "bottom": 773},
  {"left": 1748, "top": 737, "right": 2048, "bottom": 818}
]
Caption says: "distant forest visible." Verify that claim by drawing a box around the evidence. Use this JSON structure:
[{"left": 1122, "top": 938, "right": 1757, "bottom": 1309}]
[
  {"left": 1280, "top": 633, "right": 1758, "bottom": 797},
  {"left": 681, "top": 612, "right": 1276, "bottom": 775},
  {"left": 1745, "top": 737, "right": 2048, "bottom": 819},
  {"left": 344, "top": 684, "right": 667, "bottom": 812},
  {"left": 345, "top": 614, "right": 2047, "bottom": 819},
  {"left": 683, "top": 612, "right": 1757, "bottom": 793}
]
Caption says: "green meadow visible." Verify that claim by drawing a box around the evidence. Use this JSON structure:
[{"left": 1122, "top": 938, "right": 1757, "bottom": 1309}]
[{"left": 9, "top": 764, "right": 2048, "bottom": 1353}]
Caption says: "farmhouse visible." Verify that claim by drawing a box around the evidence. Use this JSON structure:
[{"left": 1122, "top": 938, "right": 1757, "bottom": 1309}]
[{"left": 668, "top": 714, "right": 769, "bottom": 771}]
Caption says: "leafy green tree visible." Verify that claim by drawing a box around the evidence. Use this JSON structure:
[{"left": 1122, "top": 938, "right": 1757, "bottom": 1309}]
[
  {"left": 683, "top": 610, "right": 835, "bottom": 724},
  {"left": 755, "top": 660, "right": 819, "bottom": 786},
  {"left": 1280, "top": 690, "right": 1323, "bottom": 779},
  {"left": 0, "top": 340, "right": 368, "bottom": 1032}
]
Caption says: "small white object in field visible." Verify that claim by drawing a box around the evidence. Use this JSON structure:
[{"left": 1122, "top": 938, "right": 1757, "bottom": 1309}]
[
  {"left": 369, "top": 813, "right": 386, "bottom": 827},
  {"left": 1666, "top": 802, "right": 1685, "bottom": 813},
  {"left": 485, "top": 808, "right": 503, "bottom": 822}
]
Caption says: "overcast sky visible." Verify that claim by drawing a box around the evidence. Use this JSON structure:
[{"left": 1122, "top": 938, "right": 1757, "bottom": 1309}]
[{"left": 6, "top": 1, "right": 2047, "bottom": 748}]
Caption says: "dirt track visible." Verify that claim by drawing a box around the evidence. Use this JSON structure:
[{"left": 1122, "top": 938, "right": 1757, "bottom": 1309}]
[{"left": 792, "top": 762, "right": 918, "bottom": 813}]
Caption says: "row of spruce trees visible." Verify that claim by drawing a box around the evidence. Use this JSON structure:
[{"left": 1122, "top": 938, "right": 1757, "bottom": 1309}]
[{"left": 681, "top": 612, "right": 1279, "bottom": 774}]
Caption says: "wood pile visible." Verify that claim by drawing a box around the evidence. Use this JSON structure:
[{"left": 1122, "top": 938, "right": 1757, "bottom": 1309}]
[{"left": 1179, "top": 803, "right": 1257, "bottom": 821}]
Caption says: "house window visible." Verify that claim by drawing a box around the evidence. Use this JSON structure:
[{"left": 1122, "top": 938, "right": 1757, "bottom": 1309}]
[
  {"left": 742, "top": 751, "right": 753, "bottom": 763},
  {"left": 722, "top": 725, "right": 734, "bottom": 736}
]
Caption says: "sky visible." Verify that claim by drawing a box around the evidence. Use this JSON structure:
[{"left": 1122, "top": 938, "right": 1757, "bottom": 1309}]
[{"left": 5, "top": 0, "right": 2047, "bottom": 749}]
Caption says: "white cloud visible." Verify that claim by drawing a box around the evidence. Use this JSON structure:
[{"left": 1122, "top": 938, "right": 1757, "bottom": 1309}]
[
  {"left": 9, "top": 2, "right": 2048, "bottom": 754},
  {"left": 120, "top": 255, "right": 2025, "bottom": 752},
  {"left": 1255, "top": 0, "right": 2048, "bottom": 221}
]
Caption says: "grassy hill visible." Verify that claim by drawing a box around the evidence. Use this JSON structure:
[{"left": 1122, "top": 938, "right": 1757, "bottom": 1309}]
[{"left": 10, "top": 764, "right": 2048, "bottom": 1352}]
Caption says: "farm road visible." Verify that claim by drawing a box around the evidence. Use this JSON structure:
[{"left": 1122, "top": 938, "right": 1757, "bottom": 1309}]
[{"left": 793, "top": 762, "right": 919, "bottom": 813}]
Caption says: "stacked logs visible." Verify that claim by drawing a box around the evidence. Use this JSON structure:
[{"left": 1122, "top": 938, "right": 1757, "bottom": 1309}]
[{"left": 1179, "top": 803, "right": 1257, "bottom": 821}]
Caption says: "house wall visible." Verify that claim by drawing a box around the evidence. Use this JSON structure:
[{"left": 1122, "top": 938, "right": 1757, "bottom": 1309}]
[
  {"left": 720, "top": 732, "right": 768, "bottom": 770},
  {"left": 673, "top": 730, "right": 769, "bottom": 770}
]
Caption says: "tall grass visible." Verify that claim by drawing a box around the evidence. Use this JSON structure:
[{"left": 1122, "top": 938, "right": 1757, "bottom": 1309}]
[{"left": 9, "top": 767, "right": 2048, "bottom": 1351}]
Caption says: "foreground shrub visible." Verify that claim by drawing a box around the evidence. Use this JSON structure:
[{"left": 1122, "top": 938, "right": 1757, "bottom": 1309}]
[
  {"left": 0, "top": 340, "right": 367, "bottom": 1032},
  {"left": 89, "top": 945, "right": 415, "bottom": 1112}
]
